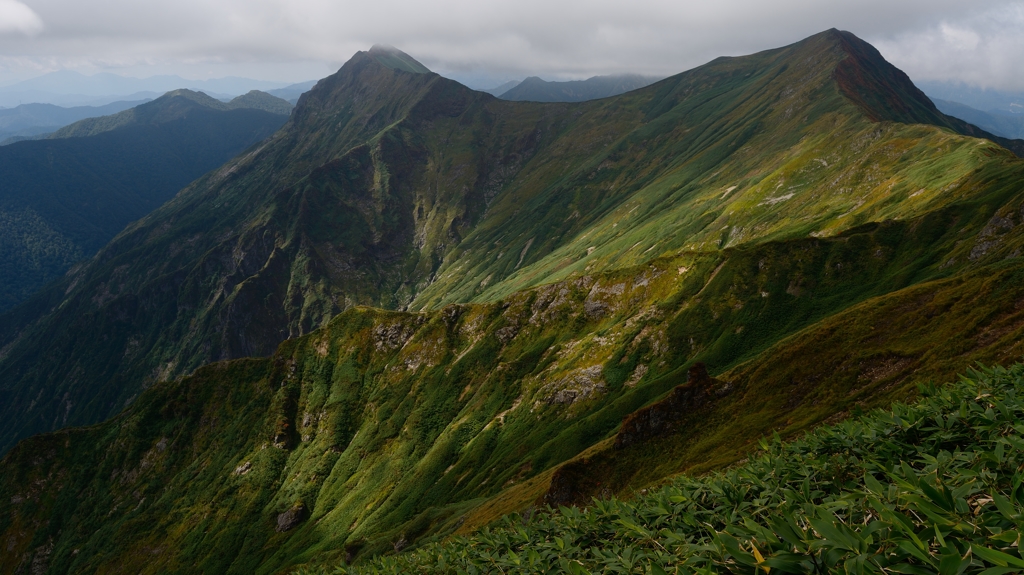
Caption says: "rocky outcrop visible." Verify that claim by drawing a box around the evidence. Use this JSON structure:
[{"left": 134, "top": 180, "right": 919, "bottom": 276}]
[
  {"left": 614, "top": 363, "right": 726, "bottom": 450},
  {"left": 276, "top": 502, "right": 309, "bottom": 532},
  {"left": 541, "top": 458, "right": 611, "bottom": 509},
  {"left": 540, "top": 363, "right": 731, "bottom": 508}
]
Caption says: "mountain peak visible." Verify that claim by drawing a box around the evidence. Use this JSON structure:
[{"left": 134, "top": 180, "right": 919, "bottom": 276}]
[
  {"left": 367, "top": 44, "right": 431, "bottom": 74},
  {"left": 159, "top": 88, "right": 226, "bottom": 108},
  {"left": 816, "top": 29, "right": 1023, "bottom": 154}
]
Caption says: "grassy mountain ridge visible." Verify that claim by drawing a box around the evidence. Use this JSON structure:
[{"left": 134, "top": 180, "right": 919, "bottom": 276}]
[
  {"left": 411, "top": 30, "right": 1021, "bottom": 308},
  {"left": 3, "top": 29, "right": 1024, "bottom": 573}
]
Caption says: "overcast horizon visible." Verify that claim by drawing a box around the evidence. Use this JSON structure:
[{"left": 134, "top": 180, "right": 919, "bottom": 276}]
[{"left": 0, "top": 1, "right": 1022, "bottom": 92}]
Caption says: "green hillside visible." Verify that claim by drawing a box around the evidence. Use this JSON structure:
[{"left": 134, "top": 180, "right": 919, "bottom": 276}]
[
  {"left": 323, "top": 363, "right": 1024, "bottom": 575},
  {"left": 0, "top": 92, "right": 290, "bottom": 312},
  {"left": 2, "top": 29, "right": 1024, "bottom": 574},
  {"left": 3, "top": 218, "right": 1024, "bottom": 573}
]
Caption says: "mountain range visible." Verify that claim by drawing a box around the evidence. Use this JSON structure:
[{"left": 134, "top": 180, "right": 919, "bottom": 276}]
[
  {"left": 918, "top": 80, "right": 1024, "bottom": 116},
  {"left": 0, "top": 71, "right": 315, "bottom": 108},
  {"left": 932, "top": 98, "right": 1024, "bottom": 140},
  {"left": 2, "top": 30, "right": 1024, "bottom": 574},
  {"left": 0, "top": 99, "right": 150, "bottom": 144},
  {"left": 0, "top": 89, "right": 291, "bottom": 312},
  {"left": 497, "top": 73, "right": 661, "bottom": 102}
]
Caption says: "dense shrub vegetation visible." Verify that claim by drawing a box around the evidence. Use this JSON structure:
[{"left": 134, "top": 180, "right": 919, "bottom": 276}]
[{"left": 324, "top": 364, "right": 1024, "bottom": 574}]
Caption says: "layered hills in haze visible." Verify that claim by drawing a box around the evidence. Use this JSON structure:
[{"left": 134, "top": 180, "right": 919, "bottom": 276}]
[
  {"left": 932, "top": 98, "right": 1024, "bottom": 139},
  {"left": 497, "top": 73, "right": 661, "bottom": 102},
  {"left": 0, "top": 99, "right": 149, "bottom": 144},
  {"left": 0, "top": 70, "right": 297, "bottom": 108},
  {"left": 3, "top": 31, "right": 1024, "bottom": 574},
  {"left": 0, "top": 89, "right": 291, "bottom": 311}
]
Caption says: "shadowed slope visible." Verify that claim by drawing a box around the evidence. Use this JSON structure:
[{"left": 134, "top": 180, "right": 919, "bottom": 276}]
[{"left": 0, "top": 95, "right": 288, "bottom": 312}]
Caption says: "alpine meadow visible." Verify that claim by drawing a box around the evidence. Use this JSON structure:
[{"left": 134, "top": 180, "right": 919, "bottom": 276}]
[{"left": 3, "top": 27, "right": 1024, "bottom": 574}]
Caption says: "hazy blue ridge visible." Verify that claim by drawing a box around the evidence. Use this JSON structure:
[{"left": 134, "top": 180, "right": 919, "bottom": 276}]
[
  {"left": 918, "top": 80, "right": 1024, "bottom": 116},
  {"left": 498, "top": 73, "right": 662, "bottom": 102},
  {"left": 933, "top": 98, "right": 1024, "bottom": 139},
  {"left": 480, "top": 79, "right": 521, "bottom": 96}
]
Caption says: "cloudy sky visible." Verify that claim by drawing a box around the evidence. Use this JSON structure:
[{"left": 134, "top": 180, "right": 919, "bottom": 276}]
[{"left": 0, "top": 0, "right": 1021, "bottom": 90}]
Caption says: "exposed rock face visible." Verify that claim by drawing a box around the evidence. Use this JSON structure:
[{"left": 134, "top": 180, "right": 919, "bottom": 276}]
[
  {"left": 542, "top": 458, "right": 611, "bottom": 508},
  {"left": 614, "top": 363, "right": 722, "bottom": 450},
  {"left": 541, "top": 363, "right": 731, "bottom": 508},
  {"left": 540, "top": 365, "right": 607, "bottom": 406},
  {"left": 276, "top": 503, "right": 308, "bottom": 532}
]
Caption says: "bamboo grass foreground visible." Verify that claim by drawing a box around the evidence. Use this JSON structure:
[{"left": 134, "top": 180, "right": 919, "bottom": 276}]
[{"left": 312, "top": 363, "right": 1024, "bottom": 574}]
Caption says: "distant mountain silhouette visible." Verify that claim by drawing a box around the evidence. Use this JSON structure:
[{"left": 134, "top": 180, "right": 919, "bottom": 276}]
[
  {"left": 0, "top": 70, "right": 291, "bottom": 107},
  {"left": 932, "top": 98, "right": 1024, "bottom": 139},
  {"left": 266, "top": 80, "right": 318, "bottom": 104},
  {"left": 497, "top": 73, "right": 661, "bottom": 102},
  {"left": 480, "top": 79, "right": 521, "bottom": 96}
]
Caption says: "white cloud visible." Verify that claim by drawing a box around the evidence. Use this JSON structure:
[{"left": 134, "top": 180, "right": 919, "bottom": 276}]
[
  {"left": 0, "top": 0, "right": 43, "bottom": 35},
  {"left": 939, "top": 23, "right": 980, "bottom": 52},
  {"left": 874, "top": 3, "right": 1024, "bottom": 91},
  {"left": 0, "top": 0, "right": 1018, "bottom": 89}
]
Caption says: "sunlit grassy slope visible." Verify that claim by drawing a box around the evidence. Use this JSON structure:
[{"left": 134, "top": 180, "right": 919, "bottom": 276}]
[
  {"left": 318, "top": 364, "right": 1024, "bottom": 575},
  {"left": 3, "top": 29, "right": 1024, "bottom": 574}
]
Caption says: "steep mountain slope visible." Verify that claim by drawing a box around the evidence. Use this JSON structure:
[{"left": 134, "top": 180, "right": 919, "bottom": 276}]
[
  {"left": 0, "top": 93, "right": 289, "bottom": 312},
  {"left": 330, "top": 364, "right": 1024, "bottom": 575},
  {"left": 498, "top": 74, "right": 660, "bottom": 102},
  {"left": 0, "top": 30, "right": 1016, "bottom": 457},
  {"left": 3, "top": 29, "right": 1024, "bottom": 574}
]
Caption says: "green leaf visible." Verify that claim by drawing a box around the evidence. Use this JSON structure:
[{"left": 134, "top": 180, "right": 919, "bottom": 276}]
[
  {"left": 937, "top": 550, "right": 965, "bottom": 575},
  {"left": 977, "top": 568, "right": 1023, "bottom": 575},
  {"left": 890, "top": 564, "right": 939, "bottom": 575},
  {"left": 971, "top": 544, "right": 1024, "bottom": 568},
  {"left": 649, "top": 564, "right": 668, "bottom": 575},
  {"left": 864, "top": 473, "right": 885, "bottom": 495},
  {"left": 992, "top": 494, "right": 1017, "bottom": 521}
]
